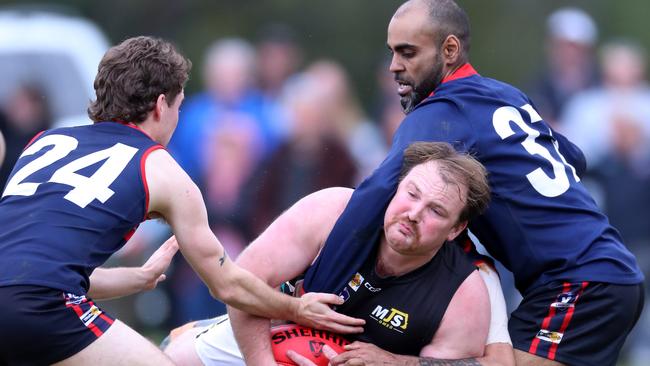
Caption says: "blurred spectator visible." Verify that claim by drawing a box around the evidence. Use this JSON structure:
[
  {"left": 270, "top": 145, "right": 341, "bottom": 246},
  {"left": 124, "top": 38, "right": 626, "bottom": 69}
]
[
  {"left": 167, "top": 38, "right": 279, "bottom": 325},
  {"left": 377, "top": 93, "right": 405, "bottom": 148},
  {"left": 306, "top": 60, "right": 385, "bottom": 182},
  {"left": 254, "top": 23, "right": 302, "bottom": 153},
  {"left": 0, "top": 83, "right": 51, "bottom": 188},
  {"left": 561, "top": 40, "right": 650, "bottom": 171},
  {"left": 561, "top": 39, "right": 650, "bottom": 366},
  {"left": 202, "top": 112, "right": 262, "bottom": 256},
  {"left": 256, "top": 23, "right": 302, "bottom": 101},
  {"left": 243, "top": 72, "right": 357, "bottom": 238},
  {"left": 168, "top": 38, "right": 279, "bottom": 183},
  {"left": 528, "top": 7, "right": 600, "bottom": 127}
]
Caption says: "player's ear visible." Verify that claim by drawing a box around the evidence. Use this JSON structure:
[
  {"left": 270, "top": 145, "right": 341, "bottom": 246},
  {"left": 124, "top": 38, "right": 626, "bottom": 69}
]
[
  {"left": 442, "top": 35, "right": 461, "bottom": 64},
  {"left": 153, "top": 94, "right": 166, "bottom": 120},
  {"left": 447, "top": 220, "right": 467, "bottom": 241}
]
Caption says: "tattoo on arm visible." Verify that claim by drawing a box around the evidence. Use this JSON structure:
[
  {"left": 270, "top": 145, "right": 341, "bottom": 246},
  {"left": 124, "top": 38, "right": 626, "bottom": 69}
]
[
  {"left": 419, "top": 358, "right": 481, "bottom": 366},
  {"left": 219, "top": 252, "right": 227, "bottom": 266}
]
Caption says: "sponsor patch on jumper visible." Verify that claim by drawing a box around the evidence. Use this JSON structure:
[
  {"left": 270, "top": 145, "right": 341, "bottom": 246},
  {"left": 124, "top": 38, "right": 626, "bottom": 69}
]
[
  {"left": 348, "top": 273, "right": 364, "bottom": 291},
  {"left": 536, "top": 329, "right": 564, "bottom": 344},
  {"left": 370, "top": 305, "right": 409, "bottom": 333},
  {"left": 80, "top": 304, "right": 102, "bottom": 326}
]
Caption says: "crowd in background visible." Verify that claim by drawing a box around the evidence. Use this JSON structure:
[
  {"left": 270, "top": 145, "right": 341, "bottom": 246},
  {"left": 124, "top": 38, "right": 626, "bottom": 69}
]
[{"left": 0, "top": 6, "right": 648, "bottom": 365}]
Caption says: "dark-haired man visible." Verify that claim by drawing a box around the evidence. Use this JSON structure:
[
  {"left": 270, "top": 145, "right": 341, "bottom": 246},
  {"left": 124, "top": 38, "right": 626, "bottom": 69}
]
[
  {"left": 304, "top": 1, "right": 645, "bottom": 366},
  {"left": 0, "top": 36, "right": 362, "bottom": 366}
]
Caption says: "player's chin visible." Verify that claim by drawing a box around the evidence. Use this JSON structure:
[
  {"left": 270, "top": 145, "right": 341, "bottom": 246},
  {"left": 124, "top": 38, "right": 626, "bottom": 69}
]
[{"left": 400, "top": 95, "right": 416, "bottom": 114}]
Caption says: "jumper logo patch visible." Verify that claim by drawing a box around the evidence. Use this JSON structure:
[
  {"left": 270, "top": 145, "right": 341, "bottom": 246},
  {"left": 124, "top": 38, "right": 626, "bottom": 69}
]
[
  {"left": 536, "top": 329, "right": 564, "bottom": 344},
  {"left": 348, "top": 273, "right": 364, "bottom": 291},
  {"left": 551, "top": 291, "right": 577, "bottom": 310},
  {"left": 64, "top": 293, "right": 87, "bottom": 306},
  {"left": 370, "top": 305, "right": 409, "bottom": 333},
  {"left": 339, "top": 287, "right": 351, "bottom": 303}
]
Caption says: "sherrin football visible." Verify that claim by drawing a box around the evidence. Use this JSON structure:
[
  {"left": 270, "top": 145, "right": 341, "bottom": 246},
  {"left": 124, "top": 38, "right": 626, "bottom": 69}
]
[{"left": 270, "top": 324, "right": 350, "bottom": 366}]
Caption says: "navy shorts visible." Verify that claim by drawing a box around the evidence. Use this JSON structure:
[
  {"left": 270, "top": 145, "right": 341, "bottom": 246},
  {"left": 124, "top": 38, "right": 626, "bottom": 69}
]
[
  {"left": 0, "top": 285, "right": 115, "bottom": 365},
  {"left": 509, "top": 281, "right": 645, "bottom": 366}
]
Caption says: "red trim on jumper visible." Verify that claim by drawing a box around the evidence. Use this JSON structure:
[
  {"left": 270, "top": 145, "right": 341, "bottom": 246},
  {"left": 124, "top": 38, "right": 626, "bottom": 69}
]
[
  {"left": 123, "top": 227, "right": 137, "bottom": 242},
  {"left": 140, "top": 145, "right": 165, "bottom": 220},
  {"left": 117, "top": 121, "right": 156, "bottom": 142},
  {"left": 441, "top": 63, "right": 478, "bottom": 84},
  {"left": 24, "top": 130, "right": 46, "bottom": 150},
  {"left": 547, "top": 282, "right": 588, "bottom": 360},
  {"left": 428, "top": 63, "right": 479, "bottom": 98}
]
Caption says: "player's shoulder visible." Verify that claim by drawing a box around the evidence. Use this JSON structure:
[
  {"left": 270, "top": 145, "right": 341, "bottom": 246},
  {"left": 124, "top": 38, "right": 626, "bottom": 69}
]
[
  {"left": 297, "top": 187, "right": 353, "bottom": 217},
  {"left": 145, "top": 147, "right": 186, "bottom": 177}
]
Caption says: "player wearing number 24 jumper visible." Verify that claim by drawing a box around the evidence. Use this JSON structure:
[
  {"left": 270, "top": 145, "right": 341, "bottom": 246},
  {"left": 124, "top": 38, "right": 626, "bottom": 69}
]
[
  {"left": 0, "top": 36, "right": 362, "bottom": 366},
  {"left": 304, "top": 1, "right": 644, "bottom": 365}
]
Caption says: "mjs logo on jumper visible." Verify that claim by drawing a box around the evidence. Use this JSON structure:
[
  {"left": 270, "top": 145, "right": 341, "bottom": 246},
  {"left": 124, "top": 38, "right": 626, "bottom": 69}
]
[{"left": 370, "top": 305, "right": 409, "bottom": 333}]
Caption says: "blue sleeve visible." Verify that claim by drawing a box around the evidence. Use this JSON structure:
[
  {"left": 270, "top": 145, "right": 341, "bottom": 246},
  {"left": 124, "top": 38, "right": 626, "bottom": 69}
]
[{"left": 303, "top": 101, "right": 474, "bottom": 293}]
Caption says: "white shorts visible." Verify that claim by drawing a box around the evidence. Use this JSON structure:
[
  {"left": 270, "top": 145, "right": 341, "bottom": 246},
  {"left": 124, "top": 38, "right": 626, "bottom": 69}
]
[{"left": 194, "top": 315, "right": 245, "bottom": 366}]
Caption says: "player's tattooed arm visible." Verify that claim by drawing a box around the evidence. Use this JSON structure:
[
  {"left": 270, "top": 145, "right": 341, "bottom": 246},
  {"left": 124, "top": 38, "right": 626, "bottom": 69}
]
[
  {"left": 219, "top": 252, "right": 227, "bottom": 266},
  {"left": 418, "top": 359, "right": 481, "bottom": 366}
]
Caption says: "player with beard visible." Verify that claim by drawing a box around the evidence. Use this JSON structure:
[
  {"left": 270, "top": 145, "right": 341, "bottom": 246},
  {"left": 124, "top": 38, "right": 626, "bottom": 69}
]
[{"left": 303, "top": 1, "right": 645, "bottom": 366}]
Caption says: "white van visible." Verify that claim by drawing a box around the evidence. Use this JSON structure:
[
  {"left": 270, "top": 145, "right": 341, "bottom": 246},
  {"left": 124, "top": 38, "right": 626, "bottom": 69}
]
[{"left": 0, "top": 8, "right": 110, "bottom": 127}]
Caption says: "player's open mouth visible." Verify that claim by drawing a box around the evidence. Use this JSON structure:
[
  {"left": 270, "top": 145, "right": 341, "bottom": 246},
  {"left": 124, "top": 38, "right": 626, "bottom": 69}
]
[{"left": 397, "top": 82, "right": 412, "bottom": 96}]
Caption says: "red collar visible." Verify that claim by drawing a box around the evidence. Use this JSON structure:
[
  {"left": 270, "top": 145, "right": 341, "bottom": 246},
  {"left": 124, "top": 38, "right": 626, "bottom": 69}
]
[
  {"left": 441, "top": 63, "right": 478, "bottom": 84},
  {"left": 428, "top": 63, "right": 478, "bottom": 97},
  {"left": 115, "top": 121, "right": 156, "bottom": 141}
]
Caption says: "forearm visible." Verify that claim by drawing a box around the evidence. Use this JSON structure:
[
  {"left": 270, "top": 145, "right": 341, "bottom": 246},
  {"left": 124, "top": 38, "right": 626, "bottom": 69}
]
[
  {"left": 184, "top": 244, "right": 299, "bottom": 320},
  {"left": 219, "top": 261, "right": 300, "bottom": 320},
  {"left": 413, "top": 356, "right": 507, "bottom": 366},
  {"left": 87, "top": 267, "right": 147, "bottom": 300},
  {"left": 401, "top": 347, "right": 512, "bottom": 366},
  {"left": 228, "top": 306, "right": 277, "bottom": 365}
]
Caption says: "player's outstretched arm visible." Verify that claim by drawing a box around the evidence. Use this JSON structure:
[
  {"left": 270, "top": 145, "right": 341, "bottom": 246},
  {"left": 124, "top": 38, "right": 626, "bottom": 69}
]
[
  {"left": 145, "top": 150, "right": 364, "bottom": 331},
  {"left": 230, "top": 187, "right": 364, "bottom": 365},
  {"left": 87, "top": 235, "right": 178, "bottom": 300}
]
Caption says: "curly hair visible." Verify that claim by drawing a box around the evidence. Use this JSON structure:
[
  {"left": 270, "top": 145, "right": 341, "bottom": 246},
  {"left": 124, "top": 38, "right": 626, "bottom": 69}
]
[
  {"left": 88, "top": 36, "right": 192, "bottom": 123},
  {"left": 399, "top": 141, "right": 490, "bottom": 223}
]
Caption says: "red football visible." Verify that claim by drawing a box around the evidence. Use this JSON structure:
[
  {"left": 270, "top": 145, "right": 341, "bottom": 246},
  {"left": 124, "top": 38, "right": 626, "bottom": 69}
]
[{"left": 270, "top": 324, "right": 350, "bottom": 366}]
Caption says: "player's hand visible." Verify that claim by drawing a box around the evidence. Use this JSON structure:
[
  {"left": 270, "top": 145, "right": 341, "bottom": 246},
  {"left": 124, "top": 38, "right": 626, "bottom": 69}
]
[
  {"left": 286, "top": 345, "right": 339, "bottom": 366},
  {"left": 140, "top": 235, "right": 179, "bottom": 290},
  {"left": 329, "top": 341, "right": 399, "bottom": 366},
  {"left": 293, "top": 292, "right": 365, "bottom": 334}
]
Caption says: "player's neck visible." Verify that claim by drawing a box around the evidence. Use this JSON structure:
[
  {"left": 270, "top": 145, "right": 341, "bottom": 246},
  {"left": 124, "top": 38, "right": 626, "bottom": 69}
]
[{"left": 375, "top": 239, "right": 437, "bottom": 278}]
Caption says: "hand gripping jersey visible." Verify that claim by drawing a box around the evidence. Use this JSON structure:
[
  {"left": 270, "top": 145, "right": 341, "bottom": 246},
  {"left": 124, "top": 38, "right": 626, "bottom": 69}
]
[
  {"left": 335, "top": 230, "right": 476, "bottom": 356},
  {"left": 304, "top": 64, "right": 643, "bottom": 295},
  {"left": 0, "top": 122, "right": 162, "bottom": 294}
]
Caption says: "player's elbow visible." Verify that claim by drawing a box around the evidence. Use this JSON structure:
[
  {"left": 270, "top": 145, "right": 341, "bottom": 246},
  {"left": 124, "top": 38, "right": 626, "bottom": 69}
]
[{"left": 208, "top": 284, "right": 237, "bottom": 305}]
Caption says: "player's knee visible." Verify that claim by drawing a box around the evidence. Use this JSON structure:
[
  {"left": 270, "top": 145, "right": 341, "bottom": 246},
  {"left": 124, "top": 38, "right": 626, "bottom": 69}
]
[{"left": 162, "top": 322, "right": 207, "bottom": 365}]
